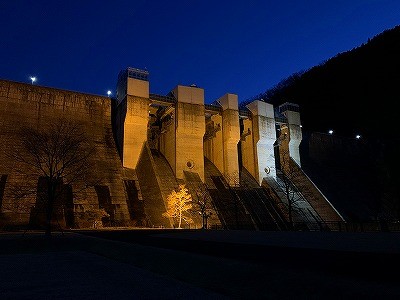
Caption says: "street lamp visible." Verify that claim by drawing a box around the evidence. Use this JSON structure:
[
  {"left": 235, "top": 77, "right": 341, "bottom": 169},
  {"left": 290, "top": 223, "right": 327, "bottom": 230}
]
[
  {"left": 328, "top": 130, "right": 334, "bottom": 135},
  {"left": 30, "top": 77, "right": 36, "bottom": 85},
  {"left": 356, "top": 135, "right": 361, "bottom": 139},
  {"left": 107, "top": 90, "right": 112, "bottom": 97}
]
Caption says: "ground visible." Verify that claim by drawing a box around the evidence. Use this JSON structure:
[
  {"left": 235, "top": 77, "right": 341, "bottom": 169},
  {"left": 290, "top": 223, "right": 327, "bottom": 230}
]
[{"left": 1, "top": 229, "right": 400, "bottom": 299}]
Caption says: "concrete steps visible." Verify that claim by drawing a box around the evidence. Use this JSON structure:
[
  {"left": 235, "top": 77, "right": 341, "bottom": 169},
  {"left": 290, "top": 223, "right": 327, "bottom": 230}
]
[
  {"left": 204, "top": 158, "right": 255, "bottom": 230},
  {"left": 136, "top": 145, "right": 172, "bottom": 228},
  {"left": 262, "top": 159, "right": 343, "bottom": 231},
  {"left": 183, "top": 171, "right": 220, "bottom": 229},
  {"left": 289, "top": 159, "right": 344, "bottom": 224},
  {"left": 238, "top": 168, "right": 286, "bottom": 230},
  {"left": 263, "top": 175, "right": 321, "bottom": 231},
  {"left": 150, "top": 149, "right": 180, "bottom": 204}
]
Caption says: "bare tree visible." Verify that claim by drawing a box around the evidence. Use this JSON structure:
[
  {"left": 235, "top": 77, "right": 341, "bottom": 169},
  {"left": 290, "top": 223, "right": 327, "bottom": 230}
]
[
  {"left": 277, "top": 173, "right": 298, "bottom": 228},
  {"left": 7, "top": 118, "right": 95, "bottom": 236},
  {"left": 163, "top": 185, "right": 193, "bottom": 229},
  {"left": 275, "top": 149, "right": 304, "bottom": 230},
  {"left": 224, "top": 171, "right": 258, "bottom": 230},
  {"left": 226, "top": 171, "right": 242, "bottom": 221},
  {"left": 195, "top": 186, "right": 213, "bottom": 229}
]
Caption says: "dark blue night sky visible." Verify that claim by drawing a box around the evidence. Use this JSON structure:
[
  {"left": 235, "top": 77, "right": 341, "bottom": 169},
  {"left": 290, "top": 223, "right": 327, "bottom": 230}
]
[{"left": 1, "top": 0, "right": 399, "bottom": 103}]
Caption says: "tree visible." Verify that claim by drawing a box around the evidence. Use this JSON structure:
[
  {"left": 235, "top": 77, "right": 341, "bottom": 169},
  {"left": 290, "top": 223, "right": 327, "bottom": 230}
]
[
  {"left": 76, "top": 208, "right": 110, "bottom": 229},
  {"left": 275, "top": 150, "right": 302, "bottom": 229},
  {"left": 274, "top": 130, "right": 307, "bottom": 230},
  {"left": 195, "top": 186, "right": 213, "bottom": 229},
  {"left": 224, "top": 171, "right": 244, "bottom": 228},
  {"left": 8, "top": 118, "right": 95, "bottom": 236},
  {"left": 163, "top": 185, "right": 193, "bottom": 229}
]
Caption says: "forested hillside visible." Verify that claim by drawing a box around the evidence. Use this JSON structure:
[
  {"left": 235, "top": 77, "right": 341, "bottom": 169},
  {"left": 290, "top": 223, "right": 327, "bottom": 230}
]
[
  {"left": 246, "top": 25, "right": 400, "bottom": 221},
  {"left": 250, "top": 25, "right": 400, "bottom": 141}
]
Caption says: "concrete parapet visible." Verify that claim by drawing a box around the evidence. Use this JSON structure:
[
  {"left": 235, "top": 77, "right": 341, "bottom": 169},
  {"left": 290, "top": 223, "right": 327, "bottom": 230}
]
[
  {"left": 127, "top": 77, "right": 149, "bottom": 99},
  {"left": 172, "top": 85, "right": 204, "bottom": 105}
]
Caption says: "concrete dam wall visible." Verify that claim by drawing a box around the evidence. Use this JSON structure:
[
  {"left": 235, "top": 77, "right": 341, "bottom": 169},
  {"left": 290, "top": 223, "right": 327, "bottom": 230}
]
[{"left": 0, "top": 80, "right": 135, "bottom": 227}]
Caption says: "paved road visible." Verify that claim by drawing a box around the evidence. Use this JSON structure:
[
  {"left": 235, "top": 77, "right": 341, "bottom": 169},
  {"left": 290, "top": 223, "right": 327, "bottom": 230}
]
[
  {"left": 0, "top": 250, "right": 224, "bottom": 299},
  {"left": 1, "top": 230, "right": 400, "bottom": 299}
]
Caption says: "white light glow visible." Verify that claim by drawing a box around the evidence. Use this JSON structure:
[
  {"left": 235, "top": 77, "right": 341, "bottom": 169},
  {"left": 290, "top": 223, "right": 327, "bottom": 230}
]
[
  {"left": 107, "top": 90, "right": 112, "bottom": 96},
  {"left": 328, "top": 130, "right": 333, "bottom": 134},
  {"left": 356, "top": 135, "right": 361, "bottom": 139},
  {"left": 30, "top": 76, "right": 36, "bottom": 84}
]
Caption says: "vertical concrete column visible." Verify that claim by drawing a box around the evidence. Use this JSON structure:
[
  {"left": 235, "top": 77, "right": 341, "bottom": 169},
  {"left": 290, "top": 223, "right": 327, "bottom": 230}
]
[
  {"left": 123, "top": 77, "right": 149, "bottom": 169},
  {"left": 159, "top": 107, "right": 176, "bottom": 175},
  {"left": 204, "top": 114, "right": 223, "bottom": 173},
  {"left": 279, "top": 103, "right": 302, "bottom": 166},
  {"left": 173, "top": 85, "right": 205, "bottom": 181},
  {"left": 247, "top": 100, "right": 277, "bottom": 185},
  {"left": 277, "top": 124, "right": 290, "bottom": 174},
  {"left": 219, "top": 94, "right": 240, "bottom": 186},
  {"left": 240, "top": 117, "right": 256, "bottom": 179}
]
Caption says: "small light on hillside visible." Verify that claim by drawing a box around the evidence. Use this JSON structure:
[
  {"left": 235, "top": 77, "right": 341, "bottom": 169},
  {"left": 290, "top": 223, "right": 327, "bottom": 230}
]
[
  {"left": 328, "top": 130, "right": 334, "bottom": 135},
  {"left": 356, "top": 135, "right": 361, "bottom": 139}
]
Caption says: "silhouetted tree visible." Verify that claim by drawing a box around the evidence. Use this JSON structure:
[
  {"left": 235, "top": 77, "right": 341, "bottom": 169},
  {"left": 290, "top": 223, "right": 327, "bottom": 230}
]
[
  {"left": 195, "top": 186, "right": 213, "bottom": 229},
  {"left": 224, "top": 171, "right": 258, "bottom": 229},
  {"left": 224, "top": 172, "right": 241, "bottom": 228},
  {"left": 275, "top": 147, "right": 304, "bottom": 230},
  {"left": 79, "top": 208, "right": 110, "bottom": 229},
  {"left": 277, "top": 171, "right": 298, "bottom": 227},
  {"left": 8, "top": 118, "right": 95, "bottom": 236}
]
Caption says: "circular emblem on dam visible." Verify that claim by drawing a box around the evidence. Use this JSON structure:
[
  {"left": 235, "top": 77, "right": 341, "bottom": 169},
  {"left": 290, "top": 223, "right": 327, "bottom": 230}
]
[
  {"left": 186, "top": 160, "right": 195, "bottom": 169},
  {"left": 264, "top": 167, "right": 270, "bottom": 174}
]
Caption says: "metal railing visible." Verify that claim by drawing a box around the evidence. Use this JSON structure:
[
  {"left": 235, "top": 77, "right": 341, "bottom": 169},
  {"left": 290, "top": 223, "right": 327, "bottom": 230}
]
[
  {"left": 149, "top": 93, "right": 176, "bottom": 104},
  {"left": 239, "top": 109, "right": 252, "bottom": 118},
  {"left": 204, "top": 104, "right": 222, "bottom": 113}
]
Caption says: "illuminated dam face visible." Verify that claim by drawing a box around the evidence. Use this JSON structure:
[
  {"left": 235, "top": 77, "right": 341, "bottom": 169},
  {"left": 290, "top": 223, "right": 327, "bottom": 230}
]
[
  {"left": 115, "top": 67, "right": 301, "bottom": 185},
  {"left": 2, "top": 66, "right": 341, "bottom": 232}
]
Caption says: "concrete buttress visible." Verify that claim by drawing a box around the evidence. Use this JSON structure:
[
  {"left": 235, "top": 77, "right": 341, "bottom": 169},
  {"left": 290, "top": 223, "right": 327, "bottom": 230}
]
[{"left": 246, "top": 100, "right": 277, "bottom": 185}]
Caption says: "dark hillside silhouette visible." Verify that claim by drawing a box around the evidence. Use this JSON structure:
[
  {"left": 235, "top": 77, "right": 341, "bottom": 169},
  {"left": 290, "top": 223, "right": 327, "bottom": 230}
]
[
  {"left": 245, "top": 25, "right": 400, "bottom": 221},
  {"left": 249, "top": 25, "right": 400, "bottom": 140}
]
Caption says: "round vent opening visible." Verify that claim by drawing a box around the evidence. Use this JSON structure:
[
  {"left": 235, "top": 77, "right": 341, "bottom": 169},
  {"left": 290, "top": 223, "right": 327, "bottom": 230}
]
[{"left": 187, "top": 161, "right": 194, "bottom": 169}]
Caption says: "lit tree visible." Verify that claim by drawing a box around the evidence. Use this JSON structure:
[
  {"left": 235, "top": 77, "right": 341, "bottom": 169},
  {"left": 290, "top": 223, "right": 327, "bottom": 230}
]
[{"left": 163, "top": 185, "right": 193, "bottom": 229}]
